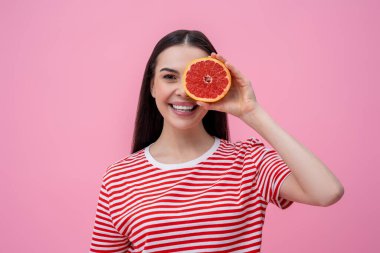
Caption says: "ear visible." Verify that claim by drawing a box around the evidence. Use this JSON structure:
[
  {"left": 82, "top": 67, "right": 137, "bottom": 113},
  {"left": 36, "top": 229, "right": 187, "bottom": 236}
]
[{"left": 150, "top": 79, "right": 155, "bottom": 98}]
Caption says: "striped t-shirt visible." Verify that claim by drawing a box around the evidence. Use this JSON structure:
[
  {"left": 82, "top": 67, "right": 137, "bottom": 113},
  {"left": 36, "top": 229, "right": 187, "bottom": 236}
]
[{"left": 90, "top": 136, "right": 293, "bottom": 253}]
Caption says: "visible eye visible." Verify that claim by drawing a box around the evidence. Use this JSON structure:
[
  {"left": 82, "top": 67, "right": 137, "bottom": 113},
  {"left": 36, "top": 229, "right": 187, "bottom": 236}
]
[{"left": 163, "top": 74, "right": 177, "bottom": 80}]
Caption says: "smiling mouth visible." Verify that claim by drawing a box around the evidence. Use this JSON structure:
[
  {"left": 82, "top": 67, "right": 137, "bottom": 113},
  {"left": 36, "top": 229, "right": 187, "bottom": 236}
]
[{"left": 169, "top": 104, "right": 199, "bottom": 112}]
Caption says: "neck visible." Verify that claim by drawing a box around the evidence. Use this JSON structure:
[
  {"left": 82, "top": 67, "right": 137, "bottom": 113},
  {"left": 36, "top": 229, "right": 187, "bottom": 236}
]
[{"left": 152, "top": 121, "right": 215, "bottom": 154}]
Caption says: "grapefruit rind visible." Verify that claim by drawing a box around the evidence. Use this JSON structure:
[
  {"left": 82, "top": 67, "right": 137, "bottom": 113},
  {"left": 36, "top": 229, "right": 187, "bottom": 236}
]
[{"left": 182, "top": 56, "right": 231, "bottom": 103}]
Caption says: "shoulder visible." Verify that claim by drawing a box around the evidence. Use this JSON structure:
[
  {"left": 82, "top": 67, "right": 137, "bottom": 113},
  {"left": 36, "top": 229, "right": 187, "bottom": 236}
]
[
  {"left": 102, "top": 149, "right": 146, "bottom": 185},
  {"left": 215, "top": 137, "right": 269, "bottom": 163},
  {"left": 221, "top": 136, "right": 268, "bottom": 152}
]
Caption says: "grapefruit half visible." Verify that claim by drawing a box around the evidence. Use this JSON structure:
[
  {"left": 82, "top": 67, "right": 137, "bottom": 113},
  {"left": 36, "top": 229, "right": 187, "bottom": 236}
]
[{"left": 183, "top": 56, "right": 231, "bottom": 103}]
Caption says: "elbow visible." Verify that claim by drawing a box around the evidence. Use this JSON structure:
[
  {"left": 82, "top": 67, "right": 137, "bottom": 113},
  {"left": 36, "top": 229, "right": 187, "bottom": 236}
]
[{"left": 319, "top": 185, "right": 345, "bottom": 207}]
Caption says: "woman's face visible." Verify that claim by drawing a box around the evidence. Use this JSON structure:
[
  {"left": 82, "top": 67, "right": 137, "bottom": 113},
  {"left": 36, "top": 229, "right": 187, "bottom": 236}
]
[{"left": 151, "top": 45, "right": 209, "bottom": 130}]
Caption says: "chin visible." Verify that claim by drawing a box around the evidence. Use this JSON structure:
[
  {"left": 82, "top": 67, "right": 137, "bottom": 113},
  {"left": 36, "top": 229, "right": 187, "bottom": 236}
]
[
  {"left": 165, "top": 117, "right": 204, "bottom": 130},
  {"left": 170, "top": 122, "right": 200, "bottom": 131}
]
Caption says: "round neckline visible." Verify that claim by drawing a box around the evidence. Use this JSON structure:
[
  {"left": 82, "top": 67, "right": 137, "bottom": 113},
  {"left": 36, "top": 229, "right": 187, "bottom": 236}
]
[{"left": 145, "top": 137, "right": 220, "bottom": 170}]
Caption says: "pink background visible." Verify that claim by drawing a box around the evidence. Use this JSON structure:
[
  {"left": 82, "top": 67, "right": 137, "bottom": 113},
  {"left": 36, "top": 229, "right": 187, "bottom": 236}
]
[{"left": 1, "top": 0, "right": 379, "bottom": 252}]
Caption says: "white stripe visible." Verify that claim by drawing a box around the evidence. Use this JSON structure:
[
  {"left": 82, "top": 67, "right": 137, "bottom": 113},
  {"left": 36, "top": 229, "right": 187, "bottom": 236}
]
[
  {"left": 108, "top": 166, "right": 256, "bottom": 199},
  {"left": 144, "top": 223, "right": 263, "bottom": 247},
  {"left": 141, "top": 234, "right": 262, "bottom": 253},
  {"left": 126, "top": 191, "right": 261, "bottom": 227},
  {"left": 129, "top": 202, "right": 266, "bottom": 244},
  {"left": 110, "top": 177, "right": 256, "bottom": 220},
  {"left": 137, "top": 216, "right": 264, "bottom": 243}
]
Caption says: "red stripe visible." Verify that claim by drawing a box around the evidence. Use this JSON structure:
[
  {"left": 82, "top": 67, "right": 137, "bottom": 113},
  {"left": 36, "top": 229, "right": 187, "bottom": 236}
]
[{"left": 89, "top": 137, "right": 293, "bottom": 252}]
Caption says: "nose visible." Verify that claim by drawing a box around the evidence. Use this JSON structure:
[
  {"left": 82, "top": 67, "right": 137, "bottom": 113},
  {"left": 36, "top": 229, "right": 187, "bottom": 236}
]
[{"left": 176, "top": 81, "right": 189, "bottom": 98}]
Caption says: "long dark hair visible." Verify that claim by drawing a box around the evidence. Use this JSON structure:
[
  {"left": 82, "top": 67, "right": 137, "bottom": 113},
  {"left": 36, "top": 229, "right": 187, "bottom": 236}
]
[{"left": 131, "top": 29, "right": 230, "bottom": 153}]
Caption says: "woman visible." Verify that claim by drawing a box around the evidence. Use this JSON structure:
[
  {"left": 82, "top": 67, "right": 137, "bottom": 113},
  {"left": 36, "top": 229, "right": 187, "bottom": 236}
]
[{"left": 90, "top": 29, "right": 344, "bottom": 252}]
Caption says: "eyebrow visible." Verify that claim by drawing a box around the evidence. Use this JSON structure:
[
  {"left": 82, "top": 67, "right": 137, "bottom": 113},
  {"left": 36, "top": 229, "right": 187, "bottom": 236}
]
[{"left": 159, "top": 68, "right": 180, "bottom": 74}]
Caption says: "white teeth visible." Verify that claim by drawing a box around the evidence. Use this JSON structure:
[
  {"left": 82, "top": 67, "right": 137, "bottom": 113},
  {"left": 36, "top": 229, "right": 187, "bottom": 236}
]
[{"left": 172, "top": 104, "right": 195, "bottom": 111}]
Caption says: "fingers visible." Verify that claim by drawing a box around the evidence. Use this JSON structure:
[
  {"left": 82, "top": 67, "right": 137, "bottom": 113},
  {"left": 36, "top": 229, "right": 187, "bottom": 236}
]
[
  {"left": 210, "top": 52, "right": 227, "bottom": 63},
  {"left": 211, "top": 52, "right": 234, "bottom": 72},
  {"left": 225, "top": 61, "right": 245, "bottom": 82},
  {"left": 196, "top": 100, "right": 221, "bottom": 111},
  {"left": 196, "top": 101, "right": 211, "bottom": 110},
  {"left": 211, "top": 52, "right": 246, "bottom": 83}
]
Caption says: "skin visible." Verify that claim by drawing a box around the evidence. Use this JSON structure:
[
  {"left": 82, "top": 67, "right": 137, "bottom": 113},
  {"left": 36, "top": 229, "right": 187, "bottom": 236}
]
[
  {"left": 149, "top": 45, "right": 215, "bottom": 164},
  {"left": 150, "top": 45, "right": 345, "bottom": 207}
]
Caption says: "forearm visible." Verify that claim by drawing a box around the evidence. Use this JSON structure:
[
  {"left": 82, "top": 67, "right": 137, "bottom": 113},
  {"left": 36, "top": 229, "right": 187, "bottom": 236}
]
[{"left": 241, "top": 104, "right": 344, "bottom": 205}]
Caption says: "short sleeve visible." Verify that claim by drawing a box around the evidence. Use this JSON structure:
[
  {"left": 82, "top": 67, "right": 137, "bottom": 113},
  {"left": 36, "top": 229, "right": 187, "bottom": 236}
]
[
  {"left": 243, "top": 137, "right": 294, "bottom": 209},
  {"left": 89, "top": 182, "right": 130, "bottom": 252}
]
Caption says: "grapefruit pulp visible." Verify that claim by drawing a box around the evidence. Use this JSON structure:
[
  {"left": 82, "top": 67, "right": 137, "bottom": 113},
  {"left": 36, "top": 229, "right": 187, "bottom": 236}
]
[{"left": 182, "top": 56, "right": 231, "bottom": 103}]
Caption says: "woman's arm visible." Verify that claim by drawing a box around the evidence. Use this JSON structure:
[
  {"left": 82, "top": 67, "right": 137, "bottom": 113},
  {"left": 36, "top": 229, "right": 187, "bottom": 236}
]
[
  {"left": 197, "top": 52, "right": 344, "bottom": 207},
  {"left": 241, "top": 104, "right": 344, "bottom": 206}
]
